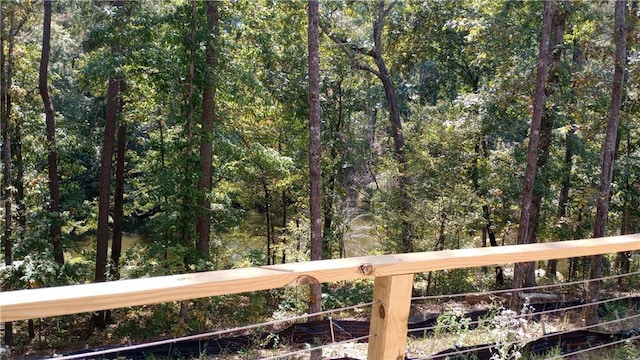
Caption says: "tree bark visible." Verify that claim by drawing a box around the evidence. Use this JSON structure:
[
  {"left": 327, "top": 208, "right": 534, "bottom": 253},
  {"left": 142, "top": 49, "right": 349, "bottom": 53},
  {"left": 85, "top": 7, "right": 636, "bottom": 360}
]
[
  {"left": 40, "top": 0, "right": 64, "bottom": 266},
  {"left": 511, "top": 0, "right": 553, "bottom": 311},
  {"left": 263, "top": 181, "right": 273, "bottom": 265},
  {"left": 94, "top": 76, "right": 123, "bottom": 329},
  {"left": 111, "top": 119, "right": 126, "bottom": 279},
  {"left": 522, "top": 3, "right": 567, "bottom": 287},
  {"left": 586, "top": 0, "right": 627, "bottom": 326},
  {"left": 196, "top": 1, "right": 219, "bottom": 260},
  {"left": 1, "top": 4, "right": 15, "bottom": 346},
  {"left": 323, "top": 79, "right": 345, "bottom": 258},
  {"left": 96, "top": 77, "right": 121, "bottom": 283},
  {"left": 370, "top": 1, "right": 413, "bottom": 253},
  {"left": 307, "top": 0, "right": 323, "bottom": 328},
  {"left": 180, "top": 0, "right": 198, "bottom": 249}
]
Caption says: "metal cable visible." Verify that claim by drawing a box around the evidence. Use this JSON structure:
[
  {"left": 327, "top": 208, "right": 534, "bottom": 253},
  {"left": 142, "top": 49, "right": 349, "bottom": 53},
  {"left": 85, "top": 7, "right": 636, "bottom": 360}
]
[
  {"left": 50, "top": 301, "right": 373, "bottom": 360},
  {"left": 259, "top": 334, "right": 371, "bottom": 360},
  {"left": 49, "top": 269, "right": 640, "bottom": 360}
]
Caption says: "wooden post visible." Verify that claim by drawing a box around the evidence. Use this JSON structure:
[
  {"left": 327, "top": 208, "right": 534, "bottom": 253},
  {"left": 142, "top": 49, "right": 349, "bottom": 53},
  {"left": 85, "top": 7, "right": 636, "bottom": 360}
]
[{"left": 367, "top": 274, "right": 413, "bottom": 360}]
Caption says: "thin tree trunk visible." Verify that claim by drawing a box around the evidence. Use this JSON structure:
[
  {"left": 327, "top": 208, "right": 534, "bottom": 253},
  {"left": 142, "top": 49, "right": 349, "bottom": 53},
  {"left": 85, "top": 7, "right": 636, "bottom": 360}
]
[
  {"left": 320, "top": 1, "right": 411, "bottom": 252},
  {"left": 371, "top": 1, "right": 404, "bottom": 166},
  {"left": 282, "top": 188, "right": 287, "bottom": 263},
  {"left": 40, "top": 0, "right": 64, "bottom": 265},
  {"left": 323, "top": 80, "right": 344, "bottom": 259},
  {"left": 95, "top": 77, "right": 121, "bottom": 279},
  {"left": 511, "top": 0, "right": 553, "bottom": 311},
  {"left": 263, "top": 182, "right": 273, "bottom": 265},
  {"left": 95, "top": 1, "right": 126, "bottom": 329},
  {"left": 586, "top": 0, "right": 627, "bottom": 326},
  {"left": 307, "top": 0, "right": 323, "bottom": 331},
  {"left": 2, "top": 6, "right": 15, "bottom": 346},
  {"left": 181, "top": 0, "right": 197, "bottom": 249},
  {"left": 94, "top": 76, "right": 122, "bottom": 328},
  {"left": 371, "top": 1, "right": 413, "bottom": 253},
  {"left": 616, "top": 1, "right": 638, "bottom": 288},
  {"left": 196, "top": 1, "right": 218, "bottom": 259},
  {"left": 524, "top": 2, "right": 566, "bottom": 288},
  {"left": 548, "top": 129, "right": 574, "bottom": 278},
  {"left": 111, "top": 120, "right": 126, "bottom": 279},
  {"left": 0, "top": 3, "right": 3, "bottom": 150}
]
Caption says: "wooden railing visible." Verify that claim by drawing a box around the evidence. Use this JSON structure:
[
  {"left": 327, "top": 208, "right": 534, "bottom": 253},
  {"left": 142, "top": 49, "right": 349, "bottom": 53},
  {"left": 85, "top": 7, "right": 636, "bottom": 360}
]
[{"left": 2, "top": 234, "right": 640, "bottom": 359}]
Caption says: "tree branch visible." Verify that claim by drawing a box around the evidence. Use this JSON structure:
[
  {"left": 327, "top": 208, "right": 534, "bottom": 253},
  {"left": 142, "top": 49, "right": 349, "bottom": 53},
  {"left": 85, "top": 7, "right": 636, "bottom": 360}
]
[
  {"left": 319, "top": 21, "right": 375, "bottom": 58},
  {"left": 319, "top": 21, "right": 381, "bottom": 78}
]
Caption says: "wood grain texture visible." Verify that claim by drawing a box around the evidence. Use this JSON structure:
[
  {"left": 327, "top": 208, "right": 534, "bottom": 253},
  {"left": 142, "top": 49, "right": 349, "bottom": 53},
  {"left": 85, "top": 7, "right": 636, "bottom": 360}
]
[
  {"left": 367, "top": 275, "right": 413, "bottom": 360},
  {"left": 1, "top": 234, "right": 639, "bottom": 322}
]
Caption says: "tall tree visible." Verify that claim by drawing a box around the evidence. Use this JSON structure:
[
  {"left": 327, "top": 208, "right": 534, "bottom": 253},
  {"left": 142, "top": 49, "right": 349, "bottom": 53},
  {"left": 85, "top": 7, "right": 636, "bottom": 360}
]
[
  {"left": 321, "top": 0, "right": 413, "bottom": 253},
  {"left": 111, "top": 116, "right": 126, "bottom": 279},
  {"left": 511, "top": 0, "right": 553, "bottom": 311},
  {"left": 94, "top": 76, "right": 121, "bottom": 310},
  {"left": 586, "top": 0, "right": 627, "bottom": 326},
  {"left": 196, "top": 1, "right": 219, "bottom": 259},
  {"left": 307, "top": 0, "right": 323, "bottom": 322},
  {"left": 94, "top": 0, "right": 126, "bottom": 328},
  {"left": 1, "top": 4, "right": 15, "bottom": 346},
  {"left": 523, "top": 0, "right": 567, "bottom": 287},
  {"left": 615, "top": 0, "right": 639, "bottom": 288},
  {"left": 180, "top": 0, "right": 197, "bottom": 250},
  {"left": 308, "top": 1, "right": 323, "bottom": 358},
  {"left": 39, "top": 0, "right": 64, "bottom": 266}
]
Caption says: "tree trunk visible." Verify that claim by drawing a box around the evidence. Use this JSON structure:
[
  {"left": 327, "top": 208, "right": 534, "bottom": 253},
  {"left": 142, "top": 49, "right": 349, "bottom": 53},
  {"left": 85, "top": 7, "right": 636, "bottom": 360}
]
[
  {"left": 196, "top": 1, "right": 218, "bottom": 260},
  {"left": 548, "top": 129, "right": 574, "bottom": 278},
  {"left": 263, "top": 182, "right": 273, "bottom": 265},
  {"left": 94, "top": 76, "right": 122, "bottom": 329},
  {"left": 522, "top": 2, "right": 566, "bottom": 288},
  {"left": 372, "top": 1, "right": 413, "bottom": 254},
  {"left": 321, "top": 1, "right": 411, "bottom": 252},
  {"left": 323, "top": 80, "right": 345, "bottom": 259},
  {"left": 2, "top": 6, "right": 15, "bottom": 346},
  {"left": 180, "top": 0, "right": 198, "bottom": 249},
  {"left": 586, "top": 0, "right": 627, "bottom": 326},
  {"left": 616, "top": 2, "right": 638, "bottom": 288},
  {"left": 95, "top": 1, "right": 127, "bottom": 329},
  {"left": 40, "top": 0, "right": 64, "bottom": 266},
  {"left": 111, "top": 120, "right": 126, "bottom": 279},
  {"left": 372, "top": 1, "right": 404, "bottom": 166},
  {"left": 282, "top": 188, "right": 287, "bottom": 263},
  {"left": 511, "top": 0, "right": 553, "bottom": 311},
  {"left": 307, "top": 0, "right": 323, "bottom": 337}
]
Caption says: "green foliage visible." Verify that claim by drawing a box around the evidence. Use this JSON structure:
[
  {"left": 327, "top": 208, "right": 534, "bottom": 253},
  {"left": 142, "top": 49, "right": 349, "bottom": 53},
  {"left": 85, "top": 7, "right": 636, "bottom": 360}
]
[
  {"left": 434, "top": 309, "right": 470, "bottom": 336},
  {"left": 271, "top": 286, "right": 310, "bottom": 320},
  {"left": 322, "top": 279, "right": 374, "bottom": 311}
]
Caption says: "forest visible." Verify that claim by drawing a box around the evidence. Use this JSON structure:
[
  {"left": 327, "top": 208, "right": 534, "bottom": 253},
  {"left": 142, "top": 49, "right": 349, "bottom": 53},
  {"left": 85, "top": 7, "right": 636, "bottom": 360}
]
[{"left": 1, "top": 0, "right": 639, "bottom": 357}]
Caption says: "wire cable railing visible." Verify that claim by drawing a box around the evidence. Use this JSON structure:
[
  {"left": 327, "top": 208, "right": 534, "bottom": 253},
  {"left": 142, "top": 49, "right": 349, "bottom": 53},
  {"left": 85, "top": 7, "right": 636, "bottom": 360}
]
[
  {"left": 4, "top": 235, "right": 639, "bottom": 360},
  {"left": 48, "top": 300, "right": 374, "bottom": 360},
  {"left": 45, "top": 269, "right": 640, "bottom": 360},
  {"left": 410, "top": 270, "right": 640, "bottom": 360}
]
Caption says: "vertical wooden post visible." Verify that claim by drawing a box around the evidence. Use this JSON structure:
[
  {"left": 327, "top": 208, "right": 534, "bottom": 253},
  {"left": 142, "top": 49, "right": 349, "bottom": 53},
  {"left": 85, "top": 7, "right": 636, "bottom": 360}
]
[{"left": 367, "top": 274, "right": 414, "bottom": 360}]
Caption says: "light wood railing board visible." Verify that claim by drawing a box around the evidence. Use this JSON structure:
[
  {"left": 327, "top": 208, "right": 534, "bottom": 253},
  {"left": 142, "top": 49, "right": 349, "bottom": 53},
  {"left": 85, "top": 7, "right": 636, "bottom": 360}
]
[
  {"left": 367, "top": 274, "right": 414, "bottom": 360},
  {"left": 1, "top": 234, "right": 639, "bottom": 322}
]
